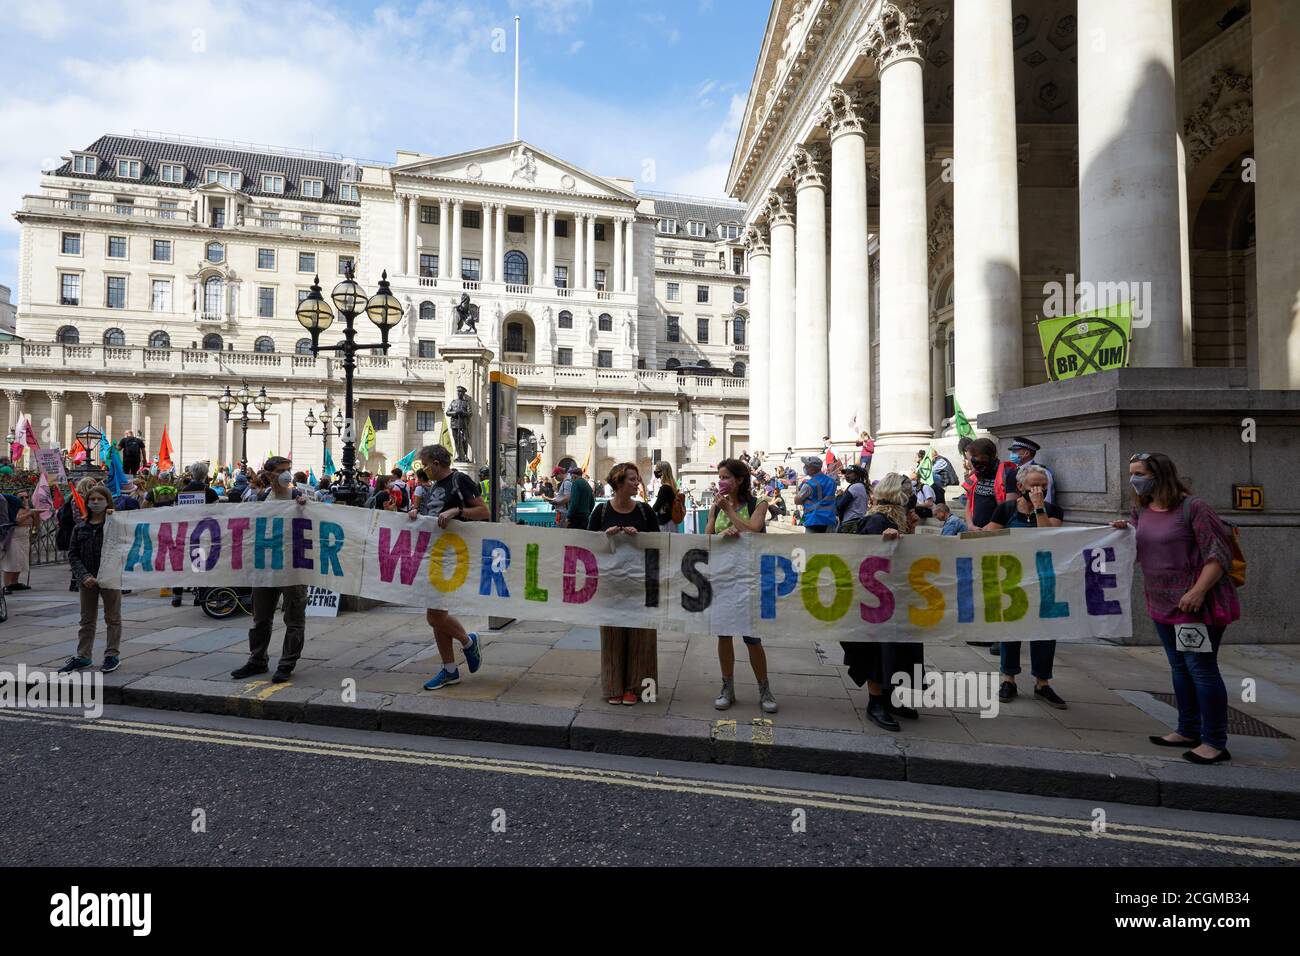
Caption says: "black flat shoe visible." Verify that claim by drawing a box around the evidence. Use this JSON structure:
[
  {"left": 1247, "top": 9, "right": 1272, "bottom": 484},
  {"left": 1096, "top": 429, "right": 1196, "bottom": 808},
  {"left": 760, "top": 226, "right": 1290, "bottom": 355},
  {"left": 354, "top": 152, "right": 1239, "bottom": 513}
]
[
  {"left": 230, "top": 662, "right": 269, "bottom": 679},
  {"left": 866, "top": 698, "right": 900, "bottom": 732},
  {"left": 1148, "top": 734, "right": 1201, "bottom": 748},
  {"left": 885, "top": 700, "right": 919, "bottom": 720},
  {"left": 998, "top": 681, "right": 1017, "bottom": 702},
  {"left": 1182, "top": 748, "right": 1231, "bottom": 765}
]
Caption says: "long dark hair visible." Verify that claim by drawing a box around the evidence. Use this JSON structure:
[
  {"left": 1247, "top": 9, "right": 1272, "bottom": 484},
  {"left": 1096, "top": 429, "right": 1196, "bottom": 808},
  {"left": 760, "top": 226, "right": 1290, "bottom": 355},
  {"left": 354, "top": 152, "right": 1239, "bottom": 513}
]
[
  {"left": 1130, "top": 451, "right": 1192, "bottom": 508},
  {"left": 717, "top": 458, "right": 753, "bottom": 505}
]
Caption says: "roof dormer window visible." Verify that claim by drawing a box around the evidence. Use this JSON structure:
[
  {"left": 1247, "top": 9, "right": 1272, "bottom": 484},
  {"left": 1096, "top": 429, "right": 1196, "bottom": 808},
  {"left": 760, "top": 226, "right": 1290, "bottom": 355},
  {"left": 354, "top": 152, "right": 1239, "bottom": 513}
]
[
  {"left": 72, "top": 153, "right": 98, "bottom": 175},
  {"left": 261, "top": 174, "right": 285, "bottom": 194},
  {"left": 204, "top": 166, "right": 242, "bottom": 189},
  {"left": 718, "top": 223, "right": 741, "bottom": 240},
  {"left": 116, "top": 158, "right": 142, "bottom": 179},
  {"left": 658, "top": 218, "right": 677, "bottom": 234},
  {"left": 687, "top": 220, "right": 707, "bottom": 237},
  {"left": 339, "top": 183, "right": 359, "bottom": 202},
  {"left": 159, "top": 163, "right": 186, "bottom": 184},
  {"left": 301, "top": 178, "right": 324, "bottom": 199}
]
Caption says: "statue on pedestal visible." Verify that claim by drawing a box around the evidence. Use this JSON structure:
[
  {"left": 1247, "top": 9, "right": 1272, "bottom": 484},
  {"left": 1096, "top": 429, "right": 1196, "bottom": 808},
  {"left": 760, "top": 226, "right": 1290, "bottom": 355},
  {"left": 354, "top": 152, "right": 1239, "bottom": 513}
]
[
  {"left": 453, "top": 293, "right": 479, "bottom": 335},
  {"left": 448, "top": 385, "right": 473, "bottom": 462}
]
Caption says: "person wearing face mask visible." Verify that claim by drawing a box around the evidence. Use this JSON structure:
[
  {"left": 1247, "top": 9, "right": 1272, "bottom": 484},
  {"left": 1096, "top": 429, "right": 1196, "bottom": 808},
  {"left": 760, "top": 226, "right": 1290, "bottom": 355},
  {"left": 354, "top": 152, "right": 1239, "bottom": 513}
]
[
  {"left": 707, "top": 458, "right": 778, "bottom": 713},
  {"left": 1006, "top": 437, "right": 1054, "bottom": 504},
  {"left": 231, "top": 457, "right": 311, "bottom": 684},
  {"left": 960, "top": 437, "right": 1018, "bottom": 530},
  {"left": 58, "top": 486, "right": 122, "bottom": 674},
  {"left": 1111, "top": 452, "right": 1241, "bottom": 765}
]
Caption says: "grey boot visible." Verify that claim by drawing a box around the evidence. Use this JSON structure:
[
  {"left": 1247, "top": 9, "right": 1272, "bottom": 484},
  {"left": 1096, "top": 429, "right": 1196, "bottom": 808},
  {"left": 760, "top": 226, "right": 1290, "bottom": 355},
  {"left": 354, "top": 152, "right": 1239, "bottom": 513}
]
[
  {"left": 714, "top": 677, "right": 736, "bottom": 710},
  {"left": 758, "top": 680, "right": 779, "bottom": 714}
]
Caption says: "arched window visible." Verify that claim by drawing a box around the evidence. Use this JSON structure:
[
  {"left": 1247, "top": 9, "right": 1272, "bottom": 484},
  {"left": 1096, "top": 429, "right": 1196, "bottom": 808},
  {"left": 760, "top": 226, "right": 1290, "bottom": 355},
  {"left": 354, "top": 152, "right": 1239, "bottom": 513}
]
[
  {"left": 149, "top": 330, "right": 171, "bottom": 349},
  {"left": 598, "top": 312, "right": 612, "bottom": 332},
  {"left": 56, "top": 325, "right": 80, "bottom": 344},
  {"left": 732, "top": 315, "right": 746, "bottom": 346},
  {"left": 103, "top": 328, "right": 126, "bottom": 347},
  {"left": 732, "top": 361, "right": 746, "bottom": 378},
  {"left": 419, "top": 301, "right": 435, "bottom": 322},
  {"left": 503, "top": 250, "right": 529, "bottom": 285},
  {"left": 254, "top": 336, "right": 275, "bottom": 353},
  {"left": 295, "top": 338, "right": 313, "bottom": 355},
  {"left": 206, "top": 241, "right": 225, "bottom": 263},
  {"left": 505, "top": 322, "right": 525, "bottom": 353},
  {"left": 665, "top": 358, "right": 681, "bottom": 370},
  {"left": 558, "top": 310, "right": 573, "bottom": 329},
  {"left": 202, "top": 333, "right": 224, "bottom": 351},
  {"left": 203, "top": 275, "right": 224, "bottom": 315}
]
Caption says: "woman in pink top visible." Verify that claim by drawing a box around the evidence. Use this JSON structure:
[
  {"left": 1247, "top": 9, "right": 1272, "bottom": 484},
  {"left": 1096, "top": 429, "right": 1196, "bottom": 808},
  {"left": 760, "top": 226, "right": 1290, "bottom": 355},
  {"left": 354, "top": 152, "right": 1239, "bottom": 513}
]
[{"left": 1112, "top": 452, "right": 1240, "bottom": 765}]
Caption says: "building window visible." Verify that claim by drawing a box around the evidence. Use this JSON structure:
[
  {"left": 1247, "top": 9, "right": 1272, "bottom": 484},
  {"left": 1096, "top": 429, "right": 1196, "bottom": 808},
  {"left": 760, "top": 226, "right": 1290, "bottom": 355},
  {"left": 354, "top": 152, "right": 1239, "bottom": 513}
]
[
  {"left": 103, "top": 328, "right": 126, "bottom": 346},
  {"left": 151, "top": 279, "right": 172, "bottom": 312},
  {"left": 60, "top": 274, "right": 81, "bottom": 306},
  {"left": 718, "top": 223, "right": 741, "bottom": 240},
  {"left": 106, "top": 276, "right": 126, "bottom": 309},
  {"left": 598, "top": 312, "right": 612, "bottom": 332},
  {"left": 206, "top": 241, "right": 225, "bottom": 264},
  {"left": 663, "top": 248, "right": 676, "bottom": 265},
  {"left": 416, "top": 410, "right": 438, "bottom": 431},
  {"left": 463, "top": 210, "right": 481, "bottom": 229},
  {"left": 262, "top": 210, "right": 280, "bottom": 229},
  {"left": 205, "top": 168, "right": 242, "bottom": 189},
  {"left": 116, "top": 159, "right": 142, "bottom": 179},
  {"left": 732, "top": 315, "right": 746, "bottom": 346},
  {"left": 594, "top": 269, "right": 606, "bottom": 291},
  {"left": 658, "top": 218, "right": 677, "bottom": 234},
  {"left": 559, "top": 415, "right": 578, "bottom": 437},
  {"left": 693, "top": 252, "right": 706, "bottom": 268},
  {"left": 666, "top": 282, "right": 680, "bottom": 302},
  {"left": 338, "top": 254, "right": 355, "bottom": 275},
  {"left": 295, "top": 338, "right": 313, "bottom": 355},
  {"left": 69, "top": 191, "right": 90, "bottom": 210},
  {"left": 732, "top": 250, "right": 745, "bottom": 274},
  {"left": 339, "top": 183, "right": 359, "bottom": 202},
  {"left": 203, "top": 275, "right": 224, "bottom": 315},
  {"left": 254, "top": 336, "right": 275, "bottom": 353},
  {"left": 107, "top": 236, "right": 127, "bottom": 259},
  {"left": 554, "top": 218, "right": 568, "bottom": 238},
  {"left": 557, "top": 347, "right": 573, "bottom": 366},
  {"left": 553, "top": 265, "right": 568, "bottom": 289},
  {"left": 56, "top": 325, "right": 80, "bottom": 344},
  {"left": 298, "top": 252, "right": 315, "bottom": 273},
  {"left": 687, "top": 220, "right": 706, "bottom": 237},
  {"left": 594, "top": 223, "right": 606, "bottom": 242},
  {"left": 461, "top": 258, "right": 481, "bottom": 281},
  {"left": 733, "top": 285, "right": 745, "bottom": 304},
  {"left": 61, "top": 232, "right": 81, "bottom": 255},
  {"left": 149, "top": 330, "right": 171, "bottom": 348},
  {"left": 341, "top": 217, "right": 359, "bottom": 237},
  {"left": 558, "top": 309, "right": 573, "bottom": 329},
  {"left": 301, "top": 214, "right": 319, "bottom": 233},
  {"left": 420, "top": 204, "right": 438, "bottom": 224},
  {"left": 503, "top": 251, "right": 528, "bottom": 285},
  {"left": 300, "top": 178, "right": 324, "bottom": 199},
  {"left": 418, "top": 339, "right": 437, "bottom": 358},
  {"left": 597, "top": 349, "right": 613, "bottom": 368},
  {"left": 371, "top": 409, "right": 389, "bottom": 431},
  {"left": 203, "top": 333, "right": 223, "bottom": 351},
  {"left": 297, "top": 289, "right": 310, "bottom": 306},
  {"left": 733, "top": 361, "right": 746, "bottom": 378},
  {"left": 72, "top": 154, "right": 97, "bottom": 175},
  {"left": 420, "top": 253, "right": 438, "bottom": 278},
  {"left": 666, "top": 315, "right": 680, "bottom": 342},
  {"left": 696, "top": 285, "right": 709, "bottom": 303},
  {"left": 257, "top": 248, "right": 276, "bottom": 270},
  {"left": 154, "top": 162, "right": 181, "bottom": 184},
  {"left": 507, "top": 214, "right": 525, "bottom": 233},
  {"left": 210, "top": 205, "right": 225, "bottom": 228},
  {"left": 258, "top": 287, "right": 276, "bottom": 318},
  {"left": 505, "top": 322, "right": 525, "bottom": 353},
  {"left": 261, "top": 174, "right": 285, "bottom": 194},
  {"left": 148, "top": 239, "right": 170, "bottom": 263},
  {"left": 697, "top": 318, "right": 709, "bottom": 343},
  {"left": 419, "top": 301, "right": 435, "bottom": 322}
]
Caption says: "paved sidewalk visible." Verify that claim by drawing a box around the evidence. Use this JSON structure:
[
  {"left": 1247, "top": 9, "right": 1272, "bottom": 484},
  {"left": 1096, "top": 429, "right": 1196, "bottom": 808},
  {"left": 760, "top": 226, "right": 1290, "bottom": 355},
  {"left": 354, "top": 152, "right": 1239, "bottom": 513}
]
[{"left": 3, "top": 564, "right": 1298, "bottom": 817}]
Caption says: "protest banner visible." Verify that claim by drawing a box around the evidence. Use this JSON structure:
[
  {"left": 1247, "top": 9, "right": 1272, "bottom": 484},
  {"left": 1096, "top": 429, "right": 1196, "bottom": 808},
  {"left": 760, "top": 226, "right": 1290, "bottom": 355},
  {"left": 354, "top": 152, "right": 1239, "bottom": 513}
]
[
  {"left": 1038, "top": 302, "right": 1132, "bottom": 381},
  {"left": 305, "top": 586, "right": 341, "bottom": 617},
  {"left": 35, "top": 447, "right": 67, "bottom": 483},
  {"left": 96, "top": 503, "right": 1136, "bottom": 644},
  {"left": 177, "top": 492, "right": 207, "bottom": 507}
]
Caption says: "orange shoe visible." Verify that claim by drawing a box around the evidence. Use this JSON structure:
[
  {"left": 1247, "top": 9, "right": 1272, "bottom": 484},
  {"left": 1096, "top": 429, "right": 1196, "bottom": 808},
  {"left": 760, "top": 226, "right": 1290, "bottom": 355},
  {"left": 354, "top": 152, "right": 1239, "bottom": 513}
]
[{"left": 621, "top": 691, "right": 638, "bottom": 705}]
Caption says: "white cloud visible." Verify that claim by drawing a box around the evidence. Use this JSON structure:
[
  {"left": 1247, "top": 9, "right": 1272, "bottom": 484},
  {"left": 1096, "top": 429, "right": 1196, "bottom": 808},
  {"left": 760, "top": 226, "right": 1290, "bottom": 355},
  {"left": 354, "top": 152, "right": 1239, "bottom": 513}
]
[{"left": 568, "top": 39, "right": 585, "bottom": 55}]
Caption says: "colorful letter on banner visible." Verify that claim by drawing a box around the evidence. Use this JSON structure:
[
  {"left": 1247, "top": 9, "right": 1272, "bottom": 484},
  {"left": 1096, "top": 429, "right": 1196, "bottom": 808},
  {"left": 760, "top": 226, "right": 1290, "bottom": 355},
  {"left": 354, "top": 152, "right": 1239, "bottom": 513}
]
[{"left": 97, "top": 503, "right": 1135, "bottom": 644}]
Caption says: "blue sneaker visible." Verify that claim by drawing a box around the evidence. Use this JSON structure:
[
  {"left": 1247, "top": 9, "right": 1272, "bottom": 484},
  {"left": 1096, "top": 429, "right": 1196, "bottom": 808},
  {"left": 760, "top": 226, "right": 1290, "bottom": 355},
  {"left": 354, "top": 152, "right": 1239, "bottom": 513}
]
[
  {"left": 423, "top": 667, "right": 461, "bottom": 691},
  {"left": 57, "top": 656, "right": 92, "bottom": 674},
  {"left": 463, "top": 632, "right": 482, "bottom": 674},
  {"left": 101, "top": 656, "right": 120, "bottom": 673}
]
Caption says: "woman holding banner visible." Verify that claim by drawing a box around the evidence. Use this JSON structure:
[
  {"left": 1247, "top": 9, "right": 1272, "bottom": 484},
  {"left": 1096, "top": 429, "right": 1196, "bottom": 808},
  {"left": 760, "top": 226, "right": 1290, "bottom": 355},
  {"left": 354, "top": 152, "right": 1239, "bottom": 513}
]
[
  {"left": 1112, "top": 452, "right": 1241, "bottom": 765},
  {"left": 844, "top": 473, "right": 922, "bottom": 732},
  {"left": 590, "top": 462, "right": 660, "bottom": 706},
  {"left": 984, "top": 464, "right": 1068, "bottom": 709},
  {"left": 707, "top": 458, "right": 778, "bottom": 714}
]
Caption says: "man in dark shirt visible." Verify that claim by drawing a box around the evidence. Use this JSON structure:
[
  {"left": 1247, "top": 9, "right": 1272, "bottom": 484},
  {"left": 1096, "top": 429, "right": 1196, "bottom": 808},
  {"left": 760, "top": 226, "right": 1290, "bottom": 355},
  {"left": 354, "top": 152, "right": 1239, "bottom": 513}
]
[
  {"left": 565, "top": 465, "right": 595, "bottom": 530},
  {"left": 964, "top": 437, "right": 1018, "bottom": 529},
  {"left": 118, "top": 430, "right": 146, "bottom": 475}
]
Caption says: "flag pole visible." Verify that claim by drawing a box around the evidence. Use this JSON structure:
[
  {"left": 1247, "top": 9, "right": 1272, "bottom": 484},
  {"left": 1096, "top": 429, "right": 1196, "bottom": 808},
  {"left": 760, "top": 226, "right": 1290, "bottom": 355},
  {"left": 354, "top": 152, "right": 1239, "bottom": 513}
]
[{"left": 513, "top": 16, "right": 521, "bottom": 141}]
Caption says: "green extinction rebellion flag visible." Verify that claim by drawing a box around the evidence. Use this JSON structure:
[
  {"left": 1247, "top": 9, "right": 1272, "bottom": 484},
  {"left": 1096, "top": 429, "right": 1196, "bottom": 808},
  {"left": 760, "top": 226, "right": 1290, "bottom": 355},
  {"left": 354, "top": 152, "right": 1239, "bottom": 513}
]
[{"left": 1038, "top": 302, "right": 1133, "bottom": 382}]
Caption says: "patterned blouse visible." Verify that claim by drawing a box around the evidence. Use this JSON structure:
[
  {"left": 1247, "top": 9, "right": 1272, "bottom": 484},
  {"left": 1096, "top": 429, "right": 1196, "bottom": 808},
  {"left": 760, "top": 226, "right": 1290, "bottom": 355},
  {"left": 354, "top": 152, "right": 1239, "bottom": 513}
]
[{"left": 1131, "top": 497, "right": 1241, "bottom": 627}]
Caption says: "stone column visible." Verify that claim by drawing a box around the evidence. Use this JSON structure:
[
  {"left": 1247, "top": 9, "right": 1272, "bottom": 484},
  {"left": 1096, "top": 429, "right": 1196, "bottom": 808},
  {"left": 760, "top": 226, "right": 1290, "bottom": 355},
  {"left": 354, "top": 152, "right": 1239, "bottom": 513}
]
[
  {"left": 405, "top": 195, "right": 418, "bottom": 277},
  {"left": 745, "top": 225, "right": 772, "bottom": 453},
  {"left": 394, "top": 194, "right": 407, "bottom": 275},
  {"left": 545, "top": 209, "right": 557, "bottom": 288},
  {"left": 481, "top": 202, "right": 494, "bottom": 282},
  {"left": 624, "top": 218, "right": 635, "bottom": 293},
  {"left": 586, "top": 215, "right": 597, "bottom": 290},
  {"left": 613, "top": 217, "right": 625, "bottom": 293},
  {"left": 128, "top": 392, "right": 145, "bottom": 434},
  {"left": 1078, "top": 0, "right": 1185, "bottom": 367},
  {"left": 438, "top": 199, "right": 451, "bottom": 279},
  {"left": 824, "top": 84, "right": 872, "bottom": 450},
  {"left": 393, "top": 398, "right": 409, "bottom": 461},
  {"left": 1252, "top": 0, "right": 1300, "bottom": 388},
  {"left": 532, "top": 207, "right": 546, "bottom": 287},
  {"left": 584, "top": 405, "right": 599, "bottom": 475},
  {"left": 47, "top": 390, "right": 65, "bottom": 449},
  {"left": 864, "top": 2, "right": 947, "bottom": 469},
  {"left": 541, "top": 404, "right": 556, "bottom": 471},
  {"left": 573, "top": 213, "right": 586, "bottom": 290},
  {"left": 954, "top": 0, "right": 1023, "bottom": 423},
  {"left": 791, "top": 145, "right": 830, "bottom": 453},
  {"left": 930, "top": 324, "right": 948, "bottom": 432},
  {"left": 494, "top": 205, "right": 506, "bottom": 284},
  {"left": 450, "top": 200, "right": 464, "bottom": 284},
  {"left": 663, "top": 408, "right": 681, "bottom": 474},
  {"left": 5, "top": 389, "right": 22, "bottom": 435},
  {"left": 767, "top": 192, "right": 797, "bottom": 454}
]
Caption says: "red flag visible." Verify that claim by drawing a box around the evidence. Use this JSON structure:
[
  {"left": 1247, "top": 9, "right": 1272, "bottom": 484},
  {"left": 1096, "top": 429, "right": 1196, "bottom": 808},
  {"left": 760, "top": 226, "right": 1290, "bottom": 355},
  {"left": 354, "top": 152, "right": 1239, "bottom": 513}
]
[
  {"left": 52, "top": 483, "right": 65, "bottom": 511},
  {"left": 18, "top": 415, "right": 40, "bottom": 452},
  {"left": 157, "top": 425, "right": 174, "bottom": 472},
  {"left": 70, "top": 438, "right": 88, "bottom": 464},
  {"left": 69, "top": 483, "right": 87, "bottom": 519},
  {"left": 32, "top": 472, "right": 54, "bottom": 519}
]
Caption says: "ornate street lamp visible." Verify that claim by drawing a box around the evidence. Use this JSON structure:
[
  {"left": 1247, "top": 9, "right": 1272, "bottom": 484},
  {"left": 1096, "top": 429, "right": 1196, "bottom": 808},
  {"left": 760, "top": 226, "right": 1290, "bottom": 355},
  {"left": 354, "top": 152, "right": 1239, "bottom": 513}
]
[
  {"left": 220, "top": 380, "right": 269, "bottom": 470},
  {"left": 296, "top": 262, "right": 403, "bottom": 505},
  {"left": 305, "top": 403, "right": 343, "bottom": 472}
]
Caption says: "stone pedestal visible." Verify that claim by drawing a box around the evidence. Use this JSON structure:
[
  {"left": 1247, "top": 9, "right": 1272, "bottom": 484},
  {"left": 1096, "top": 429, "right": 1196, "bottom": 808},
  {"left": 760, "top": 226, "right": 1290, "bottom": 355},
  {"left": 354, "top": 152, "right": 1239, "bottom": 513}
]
[
  {"left": 981, "top": 368, "right": 1300, "bottom": 644},
  {"left": 439, "top": 335, "right": 495, "bottom": 478}
]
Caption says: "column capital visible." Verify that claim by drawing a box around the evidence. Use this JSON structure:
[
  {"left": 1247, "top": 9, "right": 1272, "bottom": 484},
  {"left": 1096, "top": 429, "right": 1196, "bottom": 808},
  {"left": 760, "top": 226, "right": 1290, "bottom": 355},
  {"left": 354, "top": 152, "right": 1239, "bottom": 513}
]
[
  {"left": 127, "top": 392, "right": 146, "bottom": 404},
  {"left": 4, "top": 389, "right": 22, "bottom": 403},
  {"left": 438, "top": 196, "right": 450, "bottom": 208},
  {"left": 821, "top": 83, "right": 875, "bottom": 138},
  {"left": 862, "top": 1, "right": 947, "bottom": 71},
  {"left": 744, "top": 224, "right": 771, "bottom": 256},
  {"left": 766, "top": 190, "right": 795, "bottom": 226},
  {"left": 788, "top": 144, "right": 828, "bottom": 190},
  {"left": 393, "top": 398, "right": 409, "bottom": 410},
  {"left": 87, "top": 391, "right": 106, "bottom": 403},
  {"left": 46, "top": 389, "right": 65, "bottom": 402},
  {"left": 542, "top": 404, "right": 558, "bottom": 416},
  {"left": 584, "top": 405, "right": 600, "bottom": 419}
]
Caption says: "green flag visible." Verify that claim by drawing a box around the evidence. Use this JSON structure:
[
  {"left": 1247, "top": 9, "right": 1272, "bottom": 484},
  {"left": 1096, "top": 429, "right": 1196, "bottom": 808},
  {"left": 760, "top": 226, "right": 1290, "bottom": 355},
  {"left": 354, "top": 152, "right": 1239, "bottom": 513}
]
[
  {"left": 1037, "top": 301, "right": 1132, "bottom": 381},
  {"left": 395, "top": 448, "right": 417, "bottom": 472},
  {"left": 323, "top": 448, "right": 336, "bottom": 477},
  {"left": 953, "top": 399, "right": 975, "bottom": 440},
  {"left": 439, "top": 418, "right": 454, "bottom": 456},
  {"left": 356, "top": 416, "right": 376, "bottom": 461},
  {"left": 917, "top": 448, "right": 934, "bottom": 484}
]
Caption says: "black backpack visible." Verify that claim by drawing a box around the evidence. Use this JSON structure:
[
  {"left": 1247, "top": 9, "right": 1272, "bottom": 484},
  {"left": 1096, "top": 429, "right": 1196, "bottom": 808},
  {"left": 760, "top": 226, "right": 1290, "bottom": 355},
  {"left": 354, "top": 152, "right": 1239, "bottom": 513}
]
[{"left": 55, "top": 501, "right": 75, "bottom": 553}]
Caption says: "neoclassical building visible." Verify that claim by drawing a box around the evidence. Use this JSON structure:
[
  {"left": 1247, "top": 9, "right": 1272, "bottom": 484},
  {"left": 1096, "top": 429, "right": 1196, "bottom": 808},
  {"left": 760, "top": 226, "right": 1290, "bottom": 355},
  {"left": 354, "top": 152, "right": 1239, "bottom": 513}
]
[
  {"left": 731, "top": 0, "right": 1300, "bottom": 476},
  {"left": 3, "top": 133, "right": 750, "bottom": 487}
]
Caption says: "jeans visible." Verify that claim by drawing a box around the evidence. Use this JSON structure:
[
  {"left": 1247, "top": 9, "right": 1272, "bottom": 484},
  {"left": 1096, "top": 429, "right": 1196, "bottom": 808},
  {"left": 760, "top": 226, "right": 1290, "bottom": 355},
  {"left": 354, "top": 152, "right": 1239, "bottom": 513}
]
[
  {"left": 1154, "top": 622, "right": 1228, "bottom": 750},
  {"left": 999, "top": 640, "right": 1055, "bottom": 681}
]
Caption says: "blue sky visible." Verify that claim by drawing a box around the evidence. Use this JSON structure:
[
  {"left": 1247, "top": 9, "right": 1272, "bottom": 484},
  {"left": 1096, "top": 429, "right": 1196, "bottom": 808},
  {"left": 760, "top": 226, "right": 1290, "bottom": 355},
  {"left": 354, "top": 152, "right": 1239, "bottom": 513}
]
[{"left": 0, "top": 0, "right": 768, "bottom": 292}]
